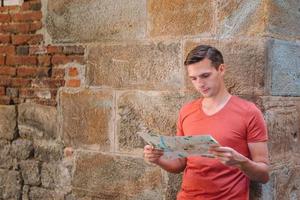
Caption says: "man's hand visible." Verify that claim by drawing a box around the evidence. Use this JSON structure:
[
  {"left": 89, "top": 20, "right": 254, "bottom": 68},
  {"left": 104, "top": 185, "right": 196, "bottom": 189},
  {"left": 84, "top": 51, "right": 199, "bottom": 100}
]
[
  {"left": 143, "top": 145, "right": 164, "bottom": 165},
  {"left": 209, "top": 146, "right": 248, "bottom": 168}
]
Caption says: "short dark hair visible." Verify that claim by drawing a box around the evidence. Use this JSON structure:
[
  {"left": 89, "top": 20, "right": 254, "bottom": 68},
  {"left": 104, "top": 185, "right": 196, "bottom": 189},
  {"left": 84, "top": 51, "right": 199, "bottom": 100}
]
[{"left": 184, "top": 45, "right": 224, "bottom": 69}]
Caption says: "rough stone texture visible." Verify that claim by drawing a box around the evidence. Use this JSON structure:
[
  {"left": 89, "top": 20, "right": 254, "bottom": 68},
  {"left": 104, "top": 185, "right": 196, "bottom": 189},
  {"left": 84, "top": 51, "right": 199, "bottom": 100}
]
[
  {"left": 216, "top": 0, "right": 300, "bottom": 39},
  {"left": 267, "top": 40, "right": 300, "bottom": 96},
  {"left": 148, "top": 0, "right": 213, "bottom": 37},
  {"left": 0, "top": 105, "right": 17, "bottom": 140},
  {"left": 185, "top": 39, "right": 267, "bottom": 96},
  {"left": 216, "top": 0, "right": 266, "bottom": 37},
  {"left": 41, "top": 163, "right": 61, "bottom": 189},
  {"left": 267, "top": 0, "right": 300, "bottom": 39},
  {"left": 87, "top": 42, "right": 183, "bottom": 90},
  {"left": 0, "top": 140, "right": 14, "bottom": 169},
  {"left": 46, "top": 0, "right": 146, "bottom": 43},
  {"left": 117, "top": 91, "right": 198, "bottom": 152},
  {"left": 18, "top": 103, "right": 58, "bottom": 140},
  {"left": 22, "top": 185, "right": 30, "bottom": 200},
  {"left": 19, "top": 160, "right": 41, "bottom": 186},
  {"left": 261, "top": 96, "right": 300, "bottom": 163},
  {"left": 29, "top": 187, "right": 64, "bottom": 200},
  {"left": 165, "top": 173, "right": 182, "bottom": 200},
  {"left": 267, "top": 162, "right": 300, "bottom": 200},
  {"left": 72, "top": 152, "right": 164, "bottom": 200},
  {"left": 0, "top": 170, "right": 22, "bottom": 199},
  {"left": 60, "top": 89, "right": 113, "bottom": 150},
  {"left": 33, "top": 140, "right": 63, "bottom": 162},
  {"left": 10, "top": 139, "right": 34, "bottom": 160}
]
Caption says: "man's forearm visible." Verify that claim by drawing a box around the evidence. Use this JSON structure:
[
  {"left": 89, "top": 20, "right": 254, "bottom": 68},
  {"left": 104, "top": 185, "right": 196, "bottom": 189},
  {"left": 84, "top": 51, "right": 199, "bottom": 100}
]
[
  {"left": 240, "top": 158, "right": 269, "bottom": 183},
  {"left": 156, "top": 158, "right": 186, "bottom": 174}
]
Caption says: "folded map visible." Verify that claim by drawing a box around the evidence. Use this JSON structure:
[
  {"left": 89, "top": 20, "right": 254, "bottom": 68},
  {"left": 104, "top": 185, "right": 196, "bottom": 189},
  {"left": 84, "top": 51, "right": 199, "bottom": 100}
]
[{"left": 139, "top": 132, "right": 219, "bottom": 160}]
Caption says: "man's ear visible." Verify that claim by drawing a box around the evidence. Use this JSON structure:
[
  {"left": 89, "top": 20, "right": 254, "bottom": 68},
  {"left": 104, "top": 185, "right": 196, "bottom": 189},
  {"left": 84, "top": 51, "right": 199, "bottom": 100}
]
[{"left": 218, "top": 64, "right": 225, "bottom": 74}]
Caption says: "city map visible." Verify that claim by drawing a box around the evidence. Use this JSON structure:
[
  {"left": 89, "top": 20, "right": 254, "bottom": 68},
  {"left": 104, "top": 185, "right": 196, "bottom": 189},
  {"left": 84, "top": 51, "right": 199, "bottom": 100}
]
[{"left": 138, "top": 132, "right": 220, "bottom": 159}]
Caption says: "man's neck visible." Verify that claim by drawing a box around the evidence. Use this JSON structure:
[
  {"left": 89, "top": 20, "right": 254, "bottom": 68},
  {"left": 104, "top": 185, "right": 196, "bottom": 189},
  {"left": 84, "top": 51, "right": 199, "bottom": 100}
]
[{"left": 202, "top": 89, "right": 231, "bottom": 110}]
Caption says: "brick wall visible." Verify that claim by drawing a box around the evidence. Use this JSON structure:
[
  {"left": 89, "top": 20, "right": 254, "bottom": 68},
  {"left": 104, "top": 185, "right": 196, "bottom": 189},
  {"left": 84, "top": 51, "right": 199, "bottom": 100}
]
[{"left": 0, "top": 0, "right": 85, "bottom": 106}]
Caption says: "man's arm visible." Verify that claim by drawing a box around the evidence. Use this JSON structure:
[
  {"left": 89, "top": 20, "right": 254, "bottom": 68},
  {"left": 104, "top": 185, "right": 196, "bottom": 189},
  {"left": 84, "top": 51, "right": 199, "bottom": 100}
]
[
  {"left": 144, "top": 145, "right": 187, "bottom": 173},
  {"left": 210, "top": 141, "right": 269, "bottom": 183}
]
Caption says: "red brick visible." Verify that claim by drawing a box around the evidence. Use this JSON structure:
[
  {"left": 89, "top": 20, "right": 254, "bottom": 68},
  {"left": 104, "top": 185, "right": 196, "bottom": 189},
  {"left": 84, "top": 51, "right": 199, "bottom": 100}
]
[
  {"left": 0, "top": 34, "right": 11, "bottom": 43},
  {"left": 0, "top": 66, "right": 16, "bottom": 76},
  {"left": 47, "top": 45, "right": 63, "bottom": 54},
  {"left": 0, "top": 77, "right": 11, "bottom": 86},
  {"left": 51, "top": 68, "right": 65, "bottom": 78},
  {"left": 51, "top": 55, "right": 84, "bottom": 65},
  {"left": 37, "top": 55, "right": 51, "bottom": 66},
  {"left": 36, "top": 67, "right": 50, "bottom": 77},
  {"left": 12, "top": 34, "right": 43, "bottom": 45},
  {"left": 51, "top": 55, "right": 69, "bottom": 65},
  {"left": 0, "top": 96, "right": 11, "bottom": 105},
  {"left": 0, "top": 45, "right": 15, "bottom": 54},
  {"left": 17, "top": 66, "right": 37, "bottom": 77},
  {"left": 29, "top": 45, "right": 46, "bottom": 54},
  {"left": 0, "top": 14, "right": 11, "bottom": 23},
  {"left": 0, "top": 55, "right": 5, "bottom": 65},
  {"left": 11, "top": 78, "right": 31, "bottom": 87},
  {"left": 68, "top": 67, "right": 79, "bottom": 77},
  {"left": 11, "top": 11, "right": 42, "bottom": 22},
  {"left": 21, "top": 1, "right": 42, "bottom": 11},
  {"left": 0, "top": 6, "right": 18, "bottom": 13},
  {"left": 6, "top": 55, "right": 37, "bottom": 65},
  {"left": 29, "top": 21, "right": 42, "bottom": 32},
  {"left": 19, "top": 88, "right": 34, "bottom": 98},
  {"left": 0, "top": 23, "right": 30, "bottom": 34},
  {"left": 0, "top": 86, "right": 5, "bottom": 95},
  {"left": 66, "top": 79, "right": 80, "bottom": 87}
]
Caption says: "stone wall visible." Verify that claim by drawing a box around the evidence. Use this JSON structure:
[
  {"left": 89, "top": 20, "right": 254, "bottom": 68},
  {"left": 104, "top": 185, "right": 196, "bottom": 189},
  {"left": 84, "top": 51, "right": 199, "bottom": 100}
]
[{"left": 0, "top": 0, "right": 299, "bottom": 199}]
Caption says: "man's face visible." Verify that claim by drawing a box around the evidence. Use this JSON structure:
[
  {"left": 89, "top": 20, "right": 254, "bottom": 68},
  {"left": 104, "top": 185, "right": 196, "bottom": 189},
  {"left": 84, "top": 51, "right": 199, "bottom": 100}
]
[{"left": 187, "top": 58, "right": 224, "bottom": 98}]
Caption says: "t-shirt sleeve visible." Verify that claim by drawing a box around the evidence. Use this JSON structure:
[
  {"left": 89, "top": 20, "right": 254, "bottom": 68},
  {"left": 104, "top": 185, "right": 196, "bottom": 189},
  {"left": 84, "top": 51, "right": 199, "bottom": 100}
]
[
  {"left": 246, "top": 104, "right": 268, "bottom": 143},
  {"left": 176, "top": 112, "right": 184, "bottom": 136}
]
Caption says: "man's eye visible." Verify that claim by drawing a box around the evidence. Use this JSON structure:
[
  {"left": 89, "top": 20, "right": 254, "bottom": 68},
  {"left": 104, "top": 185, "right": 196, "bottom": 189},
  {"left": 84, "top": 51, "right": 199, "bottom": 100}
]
[
  {"left": 190, "top": 77, "right": 196, "bottom": 81},
  {"left": 202, "top": 73, "right": 210, "bottom": 78}
]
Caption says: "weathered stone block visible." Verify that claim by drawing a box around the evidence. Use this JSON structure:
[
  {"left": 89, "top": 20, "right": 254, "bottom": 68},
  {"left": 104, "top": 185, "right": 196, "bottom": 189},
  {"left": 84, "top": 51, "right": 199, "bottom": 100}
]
[
  {"left": 34, "top": 140, "right": 63, "bottom": 162},
  {"left": 0, "top": 140, "right": 14, "bottom": 169},
  {"left": 216, "top": 0, "right": 300, "bottom": 39},
  {"left": 0, "top": 169, "right": 22, "bottom": 199},
  {"left": 60, "top": 89, "right": 113, "bottom": 150},
  {"left": 164, "top": 172, "right": 182, "bottom": 200},
  {"left": 117, "top": 91, "right": 198, "bottom": 152},
  {"left": 46, "top": 0, "right": 146, "bottom": 43},
  {"left": 216, "top": 0, "right": 266, "bottom": 37},
  {"left": 267, "top": 40, "right": 300, "bottom": 96},
  {"left": 72, "top": 152, "right": 164, "bottom": 199},
  {"left": 267, "top": 0, "right": 300, "bottom": 39},
  {"left": 29, "top": 187, "right": 64, "bottom": 200},
  {"left": 40, "top": 162, "right": 72, "bottom": 195},
  {"left": 266, "top": 163, "right": 300, "bottom": 200},
  {"left": 19, "top": 160, "right": 40, "bottom": 186},
  {"left": 261, "top": 97, "right": 300, "bottom": 163},
  {"left": 18, "top": 103, "right": 57, "bottom": 140},
  {"left": 185, "top": 39, "right": 267, "bottom": 96},
  {"left": 87, "top": 42, "right": 183, "bottom": 90},
  {"left": 148, "top": 0, "right": 213, "bottom": 37},
  {"left": 11, "top": 139, "right": 33, "bottom": 160},
  {"left": 0, "top": 105, "right": 17, "bottom": 140}
]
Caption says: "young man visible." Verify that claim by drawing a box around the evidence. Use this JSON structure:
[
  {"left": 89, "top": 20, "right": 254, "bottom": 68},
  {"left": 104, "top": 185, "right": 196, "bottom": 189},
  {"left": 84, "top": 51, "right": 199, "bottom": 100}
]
[{"left": 143, "top": 45, "right": 269, "bottom": 200}]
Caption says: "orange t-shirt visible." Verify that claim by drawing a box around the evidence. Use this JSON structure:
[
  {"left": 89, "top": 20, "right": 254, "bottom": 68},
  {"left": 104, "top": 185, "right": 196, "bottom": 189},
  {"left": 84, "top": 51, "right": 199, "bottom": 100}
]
[{"left": 176, "top": 96, "right": 268, "bottom": 200}]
